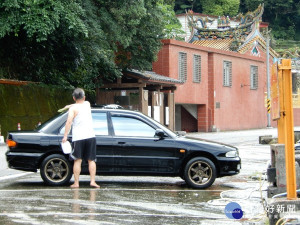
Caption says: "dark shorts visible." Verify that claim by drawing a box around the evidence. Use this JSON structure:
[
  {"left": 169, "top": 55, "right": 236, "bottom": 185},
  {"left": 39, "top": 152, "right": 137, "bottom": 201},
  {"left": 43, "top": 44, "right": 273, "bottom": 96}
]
[{"left": 70, "top": 137, "right": 97, "bottom": 162}]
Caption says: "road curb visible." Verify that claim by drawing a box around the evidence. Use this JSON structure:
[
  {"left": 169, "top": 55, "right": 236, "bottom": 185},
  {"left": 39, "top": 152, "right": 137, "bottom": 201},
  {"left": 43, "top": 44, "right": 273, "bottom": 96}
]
[{"left": 0, "top": 172, "right": 33, "bottom": 181}]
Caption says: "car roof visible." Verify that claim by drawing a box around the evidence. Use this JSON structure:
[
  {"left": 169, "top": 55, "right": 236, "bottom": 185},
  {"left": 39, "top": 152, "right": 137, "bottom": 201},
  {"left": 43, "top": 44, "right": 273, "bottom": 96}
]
[
  {"left": 36, "top": 107, "right": 177, "bottom": 138},
  {"left": 91, "top": 108, "right": 142, "bottom": 115},
  {"left": 91, "top": 104, "right": 123, "bottom": 109}
]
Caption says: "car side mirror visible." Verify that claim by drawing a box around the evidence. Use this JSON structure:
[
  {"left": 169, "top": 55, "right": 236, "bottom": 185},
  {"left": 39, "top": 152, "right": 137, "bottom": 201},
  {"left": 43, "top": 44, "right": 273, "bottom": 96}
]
[{"left": 155, "top": 129, "right": 166, "bottom": 139}]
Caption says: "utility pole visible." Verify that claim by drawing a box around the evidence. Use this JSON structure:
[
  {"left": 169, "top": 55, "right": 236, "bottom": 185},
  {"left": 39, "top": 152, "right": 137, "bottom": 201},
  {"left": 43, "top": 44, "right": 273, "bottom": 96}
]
[{"left": 266, "top": 29, "right": 272, "bottom": 127}]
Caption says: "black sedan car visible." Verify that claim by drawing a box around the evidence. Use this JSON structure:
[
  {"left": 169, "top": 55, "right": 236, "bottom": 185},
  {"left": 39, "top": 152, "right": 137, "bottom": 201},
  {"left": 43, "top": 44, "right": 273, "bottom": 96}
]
[{"left": 6, "top": 108, "right": 241, "bottom": 189}]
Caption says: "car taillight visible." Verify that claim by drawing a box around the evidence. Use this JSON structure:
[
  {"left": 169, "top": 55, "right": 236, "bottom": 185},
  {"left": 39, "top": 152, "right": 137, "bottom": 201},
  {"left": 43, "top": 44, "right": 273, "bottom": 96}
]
[{"left": 6, "top": 139, "right": 17, "bottom": 147}]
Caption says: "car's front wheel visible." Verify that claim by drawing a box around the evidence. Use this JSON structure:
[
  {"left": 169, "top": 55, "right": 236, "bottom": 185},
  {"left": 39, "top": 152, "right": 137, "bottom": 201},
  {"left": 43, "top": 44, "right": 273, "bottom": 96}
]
[
  {"left": 184, "top": 157, "right": 216, "bottom": 189},
  {"left": 40, "top": 154, "right": 72, "bottom": 186}
]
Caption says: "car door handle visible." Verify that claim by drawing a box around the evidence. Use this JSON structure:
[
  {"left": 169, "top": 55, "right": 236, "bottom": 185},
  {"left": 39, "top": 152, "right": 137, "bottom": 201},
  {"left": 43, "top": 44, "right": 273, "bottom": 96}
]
[{"left": 118, "top": 142, "right": 126, "bottom": 145}]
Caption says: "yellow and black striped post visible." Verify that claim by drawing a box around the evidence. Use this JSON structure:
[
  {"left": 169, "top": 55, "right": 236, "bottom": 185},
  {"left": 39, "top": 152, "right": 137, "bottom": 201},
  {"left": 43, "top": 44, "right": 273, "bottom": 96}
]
[
  {"left": 280, "top": 59, "right": 297, "bottom": 200},
  {"left": 267, "top": 99, "right": 271, "bottom": 113}
]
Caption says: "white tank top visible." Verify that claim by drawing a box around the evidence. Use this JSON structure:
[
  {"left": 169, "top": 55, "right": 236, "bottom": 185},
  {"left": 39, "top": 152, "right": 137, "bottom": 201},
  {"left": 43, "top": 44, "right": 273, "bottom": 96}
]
[{"left": 71, "top": 101, "right": 95, "bottom": 141}]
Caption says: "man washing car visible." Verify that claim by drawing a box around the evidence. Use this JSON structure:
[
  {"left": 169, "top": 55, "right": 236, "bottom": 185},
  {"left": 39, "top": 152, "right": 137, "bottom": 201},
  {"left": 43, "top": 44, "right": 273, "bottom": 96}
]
[{"left": 61, "top": 88, "right": 100, "bottom": 188}]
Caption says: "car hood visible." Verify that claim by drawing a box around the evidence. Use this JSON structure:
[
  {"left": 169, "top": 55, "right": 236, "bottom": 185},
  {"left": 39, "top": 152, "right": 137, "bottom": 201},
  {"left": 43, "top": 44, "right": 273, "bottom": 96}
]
[{"left": 176, "top": 135, "right": 238, "bottom": 152}]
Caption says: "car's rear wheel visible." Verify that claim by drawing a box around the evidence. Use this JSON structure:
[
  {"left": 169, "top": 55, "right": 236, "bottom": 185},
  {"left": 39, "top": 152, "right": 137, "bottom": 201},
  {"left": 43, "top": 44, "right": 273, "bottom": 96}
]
[
  {"left": 40, "top": 154, "right": 72, "bottom": 186},
  {"left": 184, "top": 157, "right": 216, "bottom": 189}
]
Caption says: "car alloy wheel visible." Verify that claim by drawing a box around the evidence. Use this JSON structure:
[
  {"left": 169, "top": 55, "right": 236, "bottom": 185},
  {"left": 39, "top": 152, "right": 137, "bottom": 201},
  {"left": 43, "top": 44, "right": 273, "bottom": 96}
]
[
  {"left": 40, "top": 154, "right": 72, "bottom": 186},
  {"left": 184, "top": 157, "right": 216, "bottom": 189}
]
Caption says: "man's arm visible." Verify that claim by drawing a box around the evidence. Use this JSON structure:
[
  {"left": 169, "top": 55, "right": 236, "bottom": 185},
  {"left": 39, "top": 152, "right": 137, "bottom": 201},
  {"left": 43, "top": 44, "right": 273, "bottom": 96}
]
[
  {"left": 58, "top": 104, "right": 75, "bottom": 113},
  {"left": 62, "top": 108, "right": 75, "bottom": 143}
]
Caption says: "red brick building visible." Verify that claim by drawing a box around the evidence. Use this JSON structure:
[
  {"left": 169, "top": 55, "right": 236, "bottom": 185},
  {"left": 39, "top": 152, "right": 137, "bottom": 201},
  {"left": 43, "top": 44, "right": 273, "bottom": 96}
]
[{"left": 152, "top": 5, "right": 279, "bottom": 132}]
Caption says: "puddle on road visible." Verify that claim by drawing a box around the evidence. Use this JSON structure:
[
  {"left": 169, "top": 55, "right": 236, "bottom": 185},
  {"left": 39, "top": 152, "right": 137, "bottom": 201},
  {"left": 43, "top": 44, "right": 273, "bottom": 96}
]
[{"left": 0, "top": 188, "right": 224, "bottom": 224}]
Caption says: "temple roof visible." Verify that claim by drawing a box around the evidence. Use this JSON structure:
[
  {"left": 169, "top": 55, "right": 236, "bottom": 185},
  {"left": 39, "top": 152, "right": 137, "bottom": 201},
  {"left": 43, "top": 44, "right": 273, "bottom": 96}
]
[
  {"left": 181, "top": 4, "right": 278, "bottom": 57},
  {"left": 192, "top": 39, "right": 233, "bottom": 51},
  {"left": 187, "top": 4, "right": 264, "bottom": 42},
  {"left": 126, "top": 69, "right": 183, "bottom": 84}
]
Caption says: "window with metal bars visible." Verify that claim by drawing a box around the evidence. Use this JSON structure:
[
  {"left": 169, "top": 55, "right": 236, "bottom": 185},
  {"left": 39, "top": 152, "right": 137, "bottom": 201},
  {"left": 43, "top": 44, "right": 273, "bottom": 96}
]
[
  {"left": 250, "top": 65, "right": 258, "bottom": 89},
  {"left": 193, "top": 55, "right": 201, "bottom": 83},
  {"left": 178, "top": 52, "right": 187, "bottom": 82},
  {"left": 223, "top": 61, "right": 232, "bottom": 87}
]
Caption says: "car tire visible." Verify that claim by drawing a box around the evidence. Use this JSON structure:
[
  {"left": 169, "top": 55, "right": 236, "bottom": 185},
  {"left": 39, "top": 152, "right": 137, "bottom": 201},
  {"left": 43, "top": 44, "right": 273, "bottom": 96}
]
[
  {"left": 184, "top": 157, "right": 216, "bottom": 189},
  {"left": 40, "top": 154, "right": 72, "bottom": 186}
]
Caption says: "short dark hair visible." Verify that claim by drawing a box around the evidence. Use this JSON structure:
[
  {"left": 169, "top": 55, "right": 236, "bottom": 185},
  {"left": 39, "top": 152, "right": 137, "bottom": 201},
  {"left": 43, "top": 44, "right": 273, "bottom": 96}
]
[{"left": 72, "top": 88, "right": 85, "bottom": 100}]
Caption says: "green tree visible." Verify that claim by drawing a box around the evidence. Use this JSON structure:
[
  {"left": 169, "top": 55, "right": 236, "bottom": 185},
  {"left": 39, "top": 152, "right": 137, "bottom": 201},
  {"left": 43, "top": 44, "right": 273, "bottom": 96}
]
[
  {"left": 158, "top": 1, "right": 184, "bottom": 40},
  {"left": 0, "top": 0, "right": 88, "bottom": 42},
  {"left": 0, "top": 0, "right": 180, "bottom": 89},
  {"left": 174, "top": 0, "right": 202, "bottom": 14},
  {"left": 202, "top": 0, "right": 240, "bottom": 17},
  {"left": 174, "top": 0, "right": 240, "bottom": 16},
  {"left": 240, "top": 0, "right": 300, "bottom": 41}
]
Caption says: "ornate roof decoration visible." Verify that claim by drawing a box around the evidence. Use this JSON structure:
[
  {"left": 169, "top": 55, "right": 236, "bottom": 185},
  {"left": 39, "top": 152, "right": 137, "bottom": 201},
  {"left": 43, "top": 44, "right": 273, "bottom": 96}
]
[
  {"left": 278, "top": 48, "right": 300, "bottom": 59},
  {"left": 187, "top": 4, "right": 268, "bottom": 53}
]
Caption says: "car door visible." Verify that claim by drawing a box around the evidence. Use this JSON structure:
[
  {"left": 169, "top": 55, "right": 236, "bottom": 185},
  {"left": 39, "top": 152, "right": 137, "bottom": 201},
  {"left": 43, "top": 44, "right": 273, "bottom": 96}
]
[
  {"left": 91, "top": 111, "right": 114, "bottom": 174},
  {"left": 110, "top": 112, "right": 183, "bottom": 175}
]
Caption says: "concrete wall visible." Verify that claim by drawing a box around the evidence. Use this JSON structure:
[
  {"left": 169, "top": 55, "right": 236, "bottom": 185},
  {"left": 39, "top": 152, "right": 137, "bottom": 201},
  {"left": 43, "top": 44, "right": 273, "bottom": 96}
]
[
  {"left": 212, "top": 49, "right": 267, "bottom": 131},
  {"left": 0, "top": 83, "right": 72, "bottom": 138}
]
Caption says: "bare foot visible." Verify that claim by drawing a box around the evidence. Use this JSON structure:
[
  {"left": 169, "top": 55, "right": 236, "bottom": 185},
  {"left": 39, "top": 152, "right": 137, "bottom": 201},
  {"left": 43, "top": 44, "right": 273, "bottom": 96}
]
[
  {"left": 70, "top": 184, "right": 79, "bottom": 188},
  {"left": 90, "top": 182, "right": 100, "bottom": 188}
]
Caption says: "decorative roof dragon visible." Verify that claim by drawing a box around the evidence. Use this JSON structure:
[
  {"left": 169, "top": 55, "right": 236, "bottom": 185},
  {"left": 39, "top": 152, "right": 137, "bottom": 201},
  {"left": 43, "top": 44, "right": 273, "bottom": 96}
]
[{"left": 187, "top": 4, "right": 264, "bottom": 51}]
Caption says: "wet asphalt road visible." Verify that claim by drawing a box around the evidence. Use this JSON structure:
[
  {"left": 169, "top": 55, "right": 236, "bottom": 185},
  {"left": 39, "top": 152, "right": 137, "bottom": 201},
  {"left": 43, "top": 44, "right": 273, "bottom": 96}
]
[{"left": 0, "top": 128, "right": 280, "bottom": 225}]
